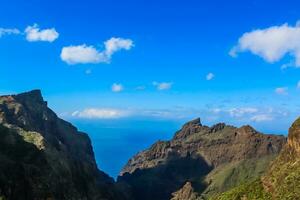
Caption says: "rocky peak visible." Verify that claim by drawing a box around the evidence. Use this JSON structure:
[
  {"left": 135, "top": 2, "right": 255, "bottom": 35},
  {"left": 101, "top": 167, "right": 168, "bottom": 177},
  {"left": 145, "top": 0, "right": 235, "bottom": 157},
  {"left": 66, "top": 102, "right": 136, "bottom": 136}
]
[
  {"left": 173, "top": 118, "right": 202, "bottom": 140},
  {"left": 0, "top": 90, "right": 54, "bottom": 132},
  {"left": 0, "top": 90, "right": 123, "bottom": 200},
  {"left": 287, "top": 117, "right": 300, "bottom": 154},
  {"left": 14, "top": 90, "right": 44, "bottom": 104},
  {"left": 171, "top": 182, "right": 200, "bottom": 200},
  {"left": 209, "top": 123, "right": 226, "bottom": 133},
  {"left": 183, "top": 118, "right": 202, "bottom": 127},
  {"left": 236, "top": 125, "right": 257, "bottom": 136}
]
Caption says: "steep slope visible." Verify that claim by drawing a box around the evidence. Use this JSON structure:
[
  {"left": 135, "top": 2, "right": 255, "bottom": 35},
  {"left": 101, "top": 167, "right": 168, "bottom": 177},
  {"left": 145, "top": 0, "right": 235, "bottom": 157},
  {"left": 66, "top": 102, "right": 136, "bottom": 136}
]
[
  {"left": 117, "top": 118, "right": 286, "bottom": 200},
  {"left": 0, "top": 90, "right": 123, "bottom": 200},
  {"left": 214, "top": 117, "right": 300, "bottom": 200},
  {"left": 262, "top": 117, "right": 300, "bottom": 199}
]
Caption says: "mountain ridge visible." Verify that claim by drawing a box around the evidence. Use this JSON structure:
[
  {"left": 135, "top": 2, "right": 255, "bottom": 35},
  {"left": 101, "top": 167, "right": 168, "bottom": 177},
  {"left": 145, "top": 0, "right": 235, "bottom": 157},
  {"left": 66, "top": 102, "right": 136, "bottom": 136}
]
[
  {"left": 0, "top": 90, "right": 123, "bottom": 200},
  {"left": 118, "top": 117, "right": 286, "bottom": 200}
]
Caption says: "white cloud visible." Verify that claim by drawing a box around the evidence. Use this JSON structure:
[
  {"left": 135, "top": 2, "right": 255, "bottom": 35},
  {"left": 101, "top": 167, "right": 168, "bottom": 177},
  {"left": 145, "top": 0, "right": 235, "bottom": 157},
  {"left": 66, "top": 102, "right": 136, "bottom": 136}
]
[
  {"left": 152, "top": 81, "right": 173, "bottom": 90},
  {"left": 0, "top": 28, "right": 20, "bottom": 37},
  {"left": 61, "top": 45, "right": 103, "bottom": 64},
  {"left": 61, "top": 37, "right": 133, "bottom": 65},
  {"left": 206, "top": 73, "right": 215, "bottom": 81},
  {"left": 275, "top": 87, "right": 288, "bottom": 95},
  {"left": 104, "top": 37, "right": 134, "bottom": 60},
  {"left": 250, "top": 114, "right": 273, "bottom": 122},
  {"left": 72, "top": 108, "right": 129, "bottom": 119},
  {"left": 67, "top": 105, "right": 291, "bottom": 123},
  {"left": 297, "top": 81, "right": 300, "bottom": 89},
  {"left": 230, "top": 22, "right": 300, "bottom": 67},
  {"left": 112, "top": 83, "right": 124, "bottom": 92},
  {"left": 25, "top": 24, "right": 59, "bottom": 42},
  {"left": 229, "top": 107, "right": 258, "bottom": 117}
]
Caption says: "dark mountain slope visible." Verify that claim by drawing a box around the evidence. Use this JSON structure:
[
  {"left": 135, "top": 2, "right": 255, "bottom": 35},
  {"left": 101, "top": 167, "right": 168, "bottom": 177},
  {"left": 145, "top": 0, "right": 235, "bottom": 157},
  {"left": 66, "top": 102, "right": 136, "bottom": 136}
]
[
  {"left": 118, "top": 118, "right": 286, "bottom": 200},
  {"left": 0, "top": 90, "right": 123, "bottom": 200}
]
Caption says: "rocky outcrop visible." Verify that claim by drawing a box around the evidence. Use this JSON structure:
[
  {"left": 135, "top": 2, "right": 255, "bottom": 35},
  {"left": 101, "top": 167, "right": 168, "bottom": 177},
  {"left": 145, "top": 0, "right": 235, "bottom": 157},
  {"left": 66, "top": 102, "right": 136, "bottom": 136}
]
[
  {"left": 118, "top": 118, "right": 286, "bottom": 200},
  {"left": 171, "top": 182, "right": 200, "bottom": 200},
  {"left": 0, "top": 90, "right": 123, "bottom": 200}
]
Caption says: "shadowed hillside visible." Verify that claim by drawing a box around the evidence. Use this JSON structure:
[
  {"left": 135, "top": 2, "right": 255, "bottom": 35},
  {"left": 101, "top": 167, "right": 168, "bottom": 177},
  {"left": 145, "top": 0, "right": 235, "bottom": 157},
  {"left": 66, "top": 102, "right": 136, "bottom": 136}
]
[{"left": 0, "top": 90, "right": 124, "bottom": 200}]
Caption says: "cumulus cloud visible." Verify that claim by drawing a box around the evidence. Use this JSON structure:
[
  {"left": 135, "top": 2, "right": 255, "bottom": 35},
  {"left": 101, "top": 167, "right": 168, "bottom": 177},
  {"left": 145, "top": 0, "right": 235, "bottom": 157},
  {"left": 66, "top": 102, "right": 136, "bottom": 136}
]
[
  {"left": 111, "top": 83, "right": 124, "bottom": 92},
  {"left": 72, "top": 108, "right": 129, "bottom": 119},
  {"left": 61, "top": 45, "right": 103, "bottom": 64},
  {"left": 206, "top": 73, "right": 215, "bottom": 81},
  {"left": 104, "top": 37, "right": 133, "bottom": 60},
  {"left": 275, "top": 87, "right": 288, "bottom": 95},
  {"left": 61, "top": 37, "right": 133, "bottom": 65},
  {"left": 152, "top": 81, "right": 173, "bottom": 90},
  {"left": 0, "top": 28, "right": 20, "bottom": 37},
  {"left": 25, "top": 24, "right": 59, "bottom": 42},
  {"left": 230, "top": 22, "right": 300, "bottom": 67}
]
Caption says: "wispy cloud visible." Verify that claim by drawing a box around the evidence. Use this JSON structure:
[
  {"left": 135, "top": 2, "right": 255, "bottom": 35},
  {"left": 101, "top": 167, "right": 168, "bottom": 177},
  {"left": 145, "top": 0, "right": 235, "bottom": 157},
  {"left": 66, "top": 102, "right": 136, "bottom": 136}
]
[
  {"left": 111, "top": 83, "right": 124, "bottom": 92},
  {"left": 152, "top": 81, "right": 173, "bottom": 90},
  {"left": 0, "top": 24, "right": 59, "bottom": 43},
  {"left": 206, "top": 72, "right": 215, "bottom": 81},
  {"left": 0, "top": 28, "right": 20, "bottom": 37},
  {"left": 61, "top": 37, "right": 133, "bottom": 65},
  {"left": 230, "top": 21, "right": 300, "bottom": 68},
  {"left": 275, "top": 87, "right": 288, "bottom": 95},
  {"left": 72, "top": 108, "right": 130, "bottom": 119},
  {"left": 25, "top": 24, "right": 59, "bottom": 42},
  {"left": 228, "top": 107, "right": 258, "bottom": 117},
  {"left": 250, "top": 114, "right": 273, "bottom": 122},
  {"left": 67, "top": 106, "right": 290, "bottom": 124}
]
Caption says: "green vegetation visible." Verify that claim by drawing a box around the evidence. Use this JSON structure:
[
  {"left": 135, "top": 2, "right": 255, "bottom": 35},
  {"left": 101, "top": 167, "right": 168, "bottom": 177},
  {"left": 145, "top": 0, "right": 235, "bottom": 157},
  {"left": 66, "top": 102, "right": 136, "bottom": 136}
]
[
  {"left": 211, "top": 179, "right": 271, "bottom": 200},
  {"left": 203, "top": 155, "right": 275, "bottom": 198},
  {"left": 262, "top": 151, "right": 300, "bottom": 199},
  {"left": 19, "top": 129, "right": 45, "bottom": 149},
  {"left": 212, "top": 117, "right": 300, "bottom": 200}
]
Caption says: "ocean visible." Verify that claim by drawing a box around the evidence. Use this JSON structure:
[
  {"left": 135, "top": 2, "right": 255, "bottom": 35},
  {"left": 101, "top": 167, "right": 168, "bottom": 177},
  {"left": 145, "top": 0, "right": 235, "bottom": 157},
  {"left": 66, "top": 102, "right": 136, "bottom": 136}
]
[{"left": 70, "top": 119, "right": 181, "bottom": 179}]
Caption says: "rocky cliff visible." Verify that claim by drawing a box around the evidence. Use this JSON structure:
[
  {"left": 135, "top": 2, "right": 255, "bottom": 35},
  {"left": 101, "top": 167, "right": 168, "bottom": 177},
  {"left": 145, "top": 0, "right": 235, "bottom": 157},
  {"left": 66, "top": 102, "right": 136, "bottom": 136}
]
[
  {"left": 261, "top": 117, "right": 300, "bottom": 199},
  {"left": 0, "top": 90, "right": 123, "bottom": 200},
  {"left": 214, "top": 117, "right": 300, "bottom": 200},
  {"left": 118, "top": 118, "right": 286, "bottom": 200}
]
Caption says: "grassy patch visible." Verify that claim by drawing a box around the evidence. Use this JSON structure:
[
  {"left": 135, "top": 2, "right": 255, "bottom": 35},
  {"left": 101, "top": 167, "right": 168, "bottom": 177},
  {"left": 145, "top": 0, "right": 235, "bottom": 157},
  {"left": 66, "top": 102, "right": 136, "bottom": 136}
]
[{"left": 212, "top": 179, "right": 272, "bottom": 200}]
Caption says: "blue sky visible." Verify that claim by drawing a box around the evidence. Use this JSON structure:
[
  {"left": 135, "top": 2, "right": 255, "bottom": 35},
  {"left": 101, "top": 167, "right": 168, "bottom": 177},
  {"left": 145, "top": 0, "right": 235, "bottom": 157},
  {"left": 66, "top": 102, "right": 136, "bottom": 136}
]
[{"left": 1, "top": 0, "right": 300, "bottom": 133}]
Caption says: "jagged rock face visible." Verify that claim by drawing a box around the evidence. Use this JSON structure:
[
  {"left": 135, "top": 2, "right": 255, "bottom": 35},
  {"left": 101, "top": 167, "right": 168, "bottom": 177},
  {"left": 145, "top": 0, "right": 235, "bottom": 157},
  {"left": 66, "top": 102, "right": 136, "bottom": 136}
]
[
  {"left": 118, "top": 118, "right": 286, "bottom": 200},
  {"left": 286, "top": 117, "right": 300, "bottom": 154},
  {"left": 261, "top": 117, "right": 300, "bottom": 199},
  {"left": 0, "top": 90, "right": 122, "bottom": 200}
]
